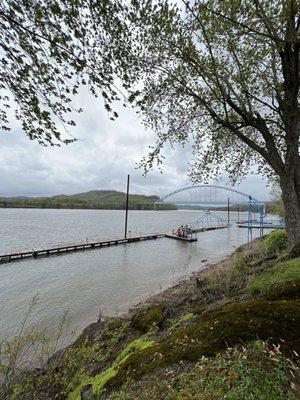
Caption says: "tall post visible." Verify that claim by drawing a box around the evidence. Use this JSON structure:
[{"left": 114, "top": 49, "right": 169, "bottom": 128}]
[
  {"left": 227, "top": 197, "right": 230, "bottom": 224},
  {"left": 248, "top": 196, "right": 252, "bottom": 245},
  {"left": 237, "top": 203, "right": 240, "bottom": 223},
  {"left": 124, "top": 174, "right": 130, "bottom": 238}
]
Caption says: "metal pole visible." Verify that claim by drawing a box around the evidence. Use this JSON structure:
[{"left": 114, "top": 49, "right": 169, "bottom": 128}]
[
  {"left": 124, "top": 174, "right": 130, "bottom": 238},
  {"left": 248, "top": 196, "right": 252, "bottom": 245},
  {"left": 227, "top": 197, "right": 230, "bottom": 224},
  {"left": 237, "top": 204, "right": 240, "bottom": 223}
]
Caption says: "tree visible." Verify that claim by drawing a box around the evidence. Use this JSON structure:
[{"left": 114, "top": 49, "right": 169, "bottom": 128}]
[
  {"left": 120, "top": 0, "right": 300, "bottom": 257},
  {"left": 0, "top": 0, "right": 131, "bottom": 145},
  {"left": 1, "top": 1, "right": 300, "bottom": 257}
]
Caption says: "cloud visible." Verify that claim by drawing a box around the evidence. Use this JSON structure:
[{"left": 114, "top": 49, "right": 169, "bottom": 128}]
[{"left": 0, "top": 88, "right": 271, "bottom": 200}]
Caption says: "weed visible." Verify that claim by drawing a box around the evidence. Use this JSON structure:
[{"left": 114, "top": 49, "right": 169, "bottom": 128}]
[{"left": 0, "top": 296, "right": 69, "bottom": 399}]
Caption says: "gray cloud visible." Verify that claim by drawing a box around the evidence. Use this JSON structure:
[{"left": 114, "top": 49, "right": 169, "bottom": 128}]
[{"left": 0, "top": 88, "right": 271, "bottom": 200}]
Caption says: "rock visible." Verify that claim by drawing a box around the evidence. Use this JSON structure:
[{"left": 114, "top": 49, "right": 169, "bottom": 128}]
[{"left": 131, "top": 304, "right": 164, "bottom": 332}]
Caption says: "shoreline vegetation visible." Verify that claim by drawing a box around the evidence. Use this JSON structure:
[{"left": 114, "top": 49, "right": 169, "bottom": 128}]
[
  {"left": 1, "top": 230, "right": 299, "bottom": 399},
  {"left": 0, "top": 189, "right": 281, "bottom": 214},
  {"left": 0, "top": 190, "right": 176, "bottom": 211}
]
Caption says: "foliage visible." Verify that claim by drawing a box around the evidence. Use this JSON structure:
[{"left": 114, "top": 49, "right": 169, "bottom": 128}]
[
  {"left": 260, "top": 229, "right": 288, "bottom": 253},
  {"left": 0, "top": 0, "right": 133, "bottom": 145},
  {"left": 248, "top": 257, "right": 300, "bottom": 295},
  {"left": 0, "top": 296, "right": 69, "bottom": 399},
  {"left": 110, "top": 341, "right": 298, "bottom": 400},
  {"left": 121, "top": 0, "right": 300, "bottom": 256},
  {"left": 120, "top": 1, "right": 299, "bottom": 183}
]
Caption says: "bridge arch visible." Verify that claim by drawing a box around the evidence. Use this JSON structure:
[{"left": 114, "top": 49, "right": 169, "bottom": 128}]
[{"left": 155, "top": 185, "right": 264, "bottom": 206}]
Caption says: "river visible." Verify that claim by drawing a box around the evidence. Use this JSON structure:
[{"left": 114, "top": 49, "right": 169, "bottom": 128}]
[{"left": 0, "top": 208, "right": 264, "bottom": 346}]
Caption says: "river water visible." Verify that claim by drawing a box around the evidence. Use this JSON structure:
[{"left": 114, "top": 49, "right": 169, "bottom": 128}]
[{"left": 0, "top": 208, "right": 263, "bottom": 346}]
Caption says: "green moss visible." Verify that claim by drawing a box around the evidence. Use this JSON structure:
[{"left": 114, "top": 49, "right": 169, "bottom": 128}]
[
  {"left": 262, "top": 280, "right": 300, "bottom": 301},
  {"left": 115, "top": 338, "right": 155, "bottom": 365},
  {"left": 106, "top": 299, "right": 300, "bottom": 392},
  {"left": 248, "top": 258, "right": 300, "bottom": 294},
  {"left": 131, "top": 304, "right": 164, "bottom": 332},
  {"left": 68, "top": 338, "right": 155, "bottom": 400},
  {"left": 168, "top": 312, "right": 196, "bottom": 331}
]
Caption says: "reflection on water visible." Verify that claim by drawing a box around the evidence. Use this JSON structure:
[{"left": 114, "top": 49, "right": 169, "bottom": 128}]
[{"left": 0, "top": 208, "right": 261, "bottom": 345}]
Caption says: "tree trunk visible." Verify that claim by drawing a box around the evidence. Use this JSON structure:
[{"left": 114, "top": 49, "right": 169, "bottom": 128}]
[{"left": 280, "top": 173, "right": 300, "bottom": 258}]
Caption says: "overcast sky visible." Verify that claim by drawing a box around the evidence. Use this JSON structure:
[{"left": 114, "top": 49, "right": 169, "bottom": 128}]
[{"left": 0, "top": 88, "right": 271, "bottom": 201}]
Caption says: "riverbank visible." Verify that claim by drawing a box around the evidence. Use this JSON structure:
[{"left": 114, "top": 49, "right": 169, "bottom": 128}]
[{"left": 1, "top": 230, "right": 299, "bottom": 399}]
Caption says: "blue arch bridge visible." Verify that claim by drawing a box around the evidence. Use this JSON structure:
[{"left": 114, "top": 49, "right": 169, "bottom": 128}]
[{"left": 155, "top": 185, "right": 285, "bottom": 242}]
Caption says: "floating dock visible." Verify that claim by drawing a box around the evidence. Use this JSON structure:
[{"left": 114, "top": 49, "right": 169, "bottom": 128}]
[
  {"left": 0, "top": 224, "right": 229, "bottom": 265},
  {"left": 0, "top": 234, "right": 164, "bottom": 264},
  {"left": 190, "top": 225, "right": 228, "bottom": 233},
  {"left": 165, "top": 234, "right": 197, "bottom": 242}
]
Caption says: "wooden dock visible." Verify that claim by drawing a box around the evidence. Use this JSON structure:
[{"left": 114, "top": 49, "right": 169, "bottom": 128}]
[
  {"left": 0, "top": 225, "right": 230, "bottom": 265},
  {"left": 0, "top": 234, "right": 165, "bottom": 264}
]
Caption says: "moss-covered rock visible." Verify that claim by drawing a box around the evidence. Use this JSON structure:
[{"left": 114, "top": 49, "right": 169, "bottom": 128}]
[
  {"left": 106, "top": 299, "right": 300, "bottom": 392},
  {"left": 263, "top": 280, "right": 300, "bottom": 301},
  {"left": 131, "top": 304, "right": 164, "bottom": 332},
  {"left": 68, "top": 338, "right": 155, "bottom": 400}
]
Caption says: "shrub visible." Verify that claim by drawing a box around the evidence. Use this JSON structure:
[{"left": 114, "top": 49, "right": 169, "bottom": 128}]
[{"left": 260, "top": 230, "right": 287, "bottom": 253}]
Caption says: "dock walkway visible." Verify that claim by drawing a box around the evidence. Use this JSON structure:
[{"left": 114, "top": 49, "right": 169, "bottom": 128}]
[
  {"left": 0, "top": 234, "right": 164, "bottom": 264},
  {"left": 0, "top": 225, "right": 229, "bottom": 265}
]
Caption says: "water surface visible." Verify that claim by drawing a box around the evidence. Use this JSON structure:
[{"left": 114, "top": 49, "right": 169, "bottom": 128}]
[{"left": 0, "top": 208, "right": 262, "bottom": 345}]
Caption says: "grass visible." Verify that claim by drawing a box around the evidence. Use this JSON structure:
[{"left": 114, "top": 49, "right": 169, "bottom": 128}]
[
  {"left": 109, "top": 341, "right": 298, "bottom": 400},
  {"left": 248, "top": 257, "right": 300, "bottom": 295}
]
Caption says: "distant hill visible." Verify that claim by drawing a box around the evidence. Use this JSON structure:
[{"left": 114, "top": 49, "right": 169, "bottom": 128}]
[{"left": 0, "top": 190, "right": 176, "bottom": 210}]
